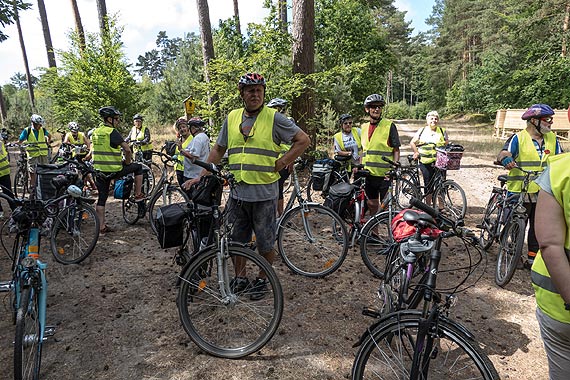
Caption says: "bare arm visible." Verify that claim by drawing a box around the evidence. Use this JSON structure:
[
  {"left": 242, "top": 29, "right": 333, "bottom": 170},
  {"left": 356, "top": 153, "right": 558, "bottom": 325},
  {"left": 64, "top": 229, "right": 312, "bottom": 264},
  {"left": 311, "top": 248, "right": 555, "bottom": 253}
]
[
  {"left": 120, "top": 141, "right": 133, "bottom": 165},
  {"left": 275, "top": 129, "right": 310, "bottom": 172},
  {"left": 536, "top": 190, "right": 570, "bottom": 303}
]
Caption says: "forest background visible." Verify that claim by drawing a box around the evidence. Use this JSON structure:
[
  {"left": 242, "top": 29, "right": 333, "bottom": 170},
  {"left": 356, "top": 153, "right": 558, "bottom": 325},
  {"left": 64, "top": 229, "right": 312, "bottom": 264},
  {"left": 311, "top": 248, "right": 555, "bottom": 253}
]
[{"left": 1, "top": 0, "right": 569, "bottom": 152}]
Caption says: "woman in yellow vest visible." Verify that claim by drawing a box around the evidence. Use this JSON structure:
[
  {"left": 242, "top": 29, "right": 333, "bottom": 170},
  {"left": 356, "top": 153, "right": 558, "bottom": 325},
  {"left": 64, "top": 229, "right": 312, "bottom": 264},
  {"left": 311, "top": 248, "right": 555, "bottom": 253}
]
[
  {"left": 64, "top": 122, "right": 92, "bottom": 161},
  {"left": 19, "top": 114, "right": 52, "bottom": 192},
  {"left": 0, "top": 133, "right": 15, "bottom": 218},
  {"left": 409, "top": 110, "right": 448, "bottom": 204},
  {"left": 497, "top": 104, "right": 563, "bottom": 267},
  {"left": 333, "top": 113, "right": 362, "bottom": 174},
  {"left": 173, "top": 117, "right": 193, "bottom": 187},
  {"left": 531, "top": 152, "right": 570, "bottom": 380},
  {"left": 125, "top": 114, "right": 152, "bottom": 161}
]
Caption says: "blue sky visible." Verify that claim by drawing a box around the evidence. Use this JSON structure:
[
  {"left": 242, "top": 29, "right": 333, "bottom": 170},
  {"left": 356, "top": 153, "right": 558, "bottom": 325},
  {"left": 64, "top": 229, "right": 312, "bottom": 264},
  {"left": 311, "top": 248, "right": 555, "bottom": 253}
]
[{"left": 0, "top": 0, "right": 434, "bottom": 85}]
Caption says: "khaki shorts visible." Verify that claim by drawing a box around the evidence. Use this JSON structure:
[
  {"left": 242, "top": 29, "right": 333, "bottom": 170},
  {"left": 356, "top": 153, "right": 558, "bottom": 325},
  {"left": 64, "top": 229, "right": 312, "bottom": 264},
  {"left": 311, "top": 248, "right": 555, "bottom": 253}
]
[{"left": 27, "top": 155, "right": 49, "bottom": 173}]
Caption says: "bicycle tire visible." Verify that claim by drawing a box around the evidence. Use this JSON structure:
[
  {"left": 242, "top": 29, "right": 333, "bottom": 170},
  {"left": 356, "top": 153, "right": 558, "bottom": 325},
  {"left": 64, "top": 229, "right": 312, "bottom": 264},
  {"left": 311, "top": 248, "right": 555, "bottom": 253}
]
[
  {"left": 277, "top": 203, "right": 349, "bottom": 278},
  {"left": 50, "top": 203, "right": 100, "bottom": 264},
  {"left": 122, "top": 197, "right": 142, "bottom": 225},
  {"left": 144, "top": 161, "right": 161, "bottom": 195},
  {"left": 433, "top": 180, "right": 467, "bottom": 220},
  {"left": 395, "top": 177, "right": 421, "bottom": 209},
  {"left": 14, "top": 286, "right": 43, "bottom": 380},
  {"left": 177, "top": 246, "right": 283, "bottom": 358},
  {"left": 495, "top": 216, "right": 525, "bottom": 287},
  {"left": 13, "top": 169, "right": 29, "bottom": 199},
  {"left": 352, "top": 312, "right": 499, "bottom": 380},
  {"left": 360, "top": 211, "right": 394, "bottom": 278},
  {"left": 479, "top": 193, "right": 501, "bottom": 250},
  {"left": 148, "top": 185, "right": 190, "bottom": 235}
]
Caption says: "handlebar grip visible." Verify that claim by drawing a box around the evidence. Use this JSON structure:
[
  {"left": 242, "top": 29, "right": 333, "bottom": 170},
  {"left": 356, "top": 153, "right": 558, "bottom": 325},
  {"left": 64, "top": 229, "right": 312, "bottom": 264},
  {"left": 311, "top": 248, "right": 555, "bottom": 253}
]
[
  {"left": 193, "top": 159, "right": 219, "bottom": 174},
  {"left": 409, "top": 197, "right": 440, "bottom": 219},
  {"left": 381, "top": 155, "right": 400, "bottom": 167}
]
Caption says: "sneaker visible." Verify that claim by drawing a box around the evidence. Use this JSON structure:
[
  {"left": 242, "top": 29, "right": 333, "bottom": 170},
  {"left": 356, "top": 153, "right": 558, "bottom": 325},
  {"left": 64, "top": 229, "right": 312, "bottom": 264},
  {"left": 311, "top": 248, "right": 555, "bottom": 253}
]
[
  {"left": 230, "top": 277, "right": 250, "bottom": 294},
  {"left": 249, "top": 278, "right": 269, "bottom": 301}
]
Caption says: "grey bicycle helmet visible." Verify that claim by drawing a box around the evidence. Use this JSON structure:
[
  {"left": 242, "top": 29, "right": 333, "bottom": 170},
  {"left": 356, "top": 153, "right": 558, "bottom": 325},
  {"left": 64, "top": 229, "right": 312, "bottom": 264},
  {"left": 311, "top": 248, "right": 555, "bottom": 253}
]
[
  {"left": 68, "top": 122, "right": 79, "bottom": 132},
  {"left": 98, "top": 106, "right": 122, "bottom": 119},
  {"left": 267, "top": 98, "right": 288, "bottom": 109},
  {"left": 339, "top": 113, "right": 352, "bottom": 125},
  {"left": 133, "top": 113, "right": 144, "bottom": 121},
  {"left": 364, "top": 94, "right": 386, "bottom": 107},
  {"left": 30, "top": 114, "right": 44, "bottom": 125}
]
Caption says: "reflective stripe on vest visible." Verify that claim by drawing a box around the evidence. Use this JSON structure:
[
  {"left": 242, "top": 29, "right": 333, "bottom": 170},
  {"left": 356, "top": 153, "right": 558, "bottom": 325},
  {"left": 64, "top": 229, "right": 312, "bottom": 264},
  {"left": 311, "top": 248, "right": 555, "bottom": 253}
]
[
  {"left": 507, "top": 130, "right": 555, "bottom": 193},
  {"left": 130, "top": 125, "right": 152, "bottom": 152},
  {"left": 417, "top": 126, "right": 446, "bottom": 164},
  {"left": 175, "top": 135, "right": 193, "bottom": 171},
  {"left": 227, "top": 107, "right": 280, "bottom": 184},
  {"left": 361, "top": 119, "right": 393, "bottom": 176},
  {"left": 26, "top": 127, "right": 49, "bottom": 158},
  {"left": 92, "top": 125, "right": 123, "bottom": 172},
  {"left": 0, "top": 143, "right": 9, "bottom": 177},
  {"left": 532, "top": 153, "right": 570, "bottom": 323}
]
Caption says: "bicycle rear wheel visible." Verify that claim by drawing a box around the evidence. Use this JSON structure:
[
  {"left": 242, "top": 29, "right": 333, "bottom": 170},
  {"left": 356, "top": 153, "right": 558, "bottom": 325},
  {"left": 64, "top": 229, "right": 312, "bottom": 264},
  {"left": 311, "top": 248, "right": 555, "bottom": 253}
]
[
  {"left": 177, "top": 246, "right": 283, "bottom": 358},
  {"left": 14, "top": 286, "right": 43, "bottom": 380},
  {"left": 352, "top": 312, "right": 499, "bottom": 380},
  {"left": 479, "top": 193, "right": 501, "bottom": 250},
  {"left": 122, "top": 197, "right": 142, "bottom": 225},
  {"left": 50, "top": 203, "right": 100, "bottom": 264},
  {"left": 148, "top": 185, "right": 190, "bottom": 235},
  {"left": 360, "top": 211, "right": 394, "bottom": 278},
  {"left": 495, "top": 216, "right": 525, "bottom": 287},
  {"left": 395, "top": 178, "right": 421, "bottom": 209},
  {"left": 13, "top": 169, "right": 29, "bottom": 199},
  {"left": 433, "top": 180, "right": 467, "bottom": 220},
  {"left": 277, "top": 203, "right": 348, "bottom": 278}
]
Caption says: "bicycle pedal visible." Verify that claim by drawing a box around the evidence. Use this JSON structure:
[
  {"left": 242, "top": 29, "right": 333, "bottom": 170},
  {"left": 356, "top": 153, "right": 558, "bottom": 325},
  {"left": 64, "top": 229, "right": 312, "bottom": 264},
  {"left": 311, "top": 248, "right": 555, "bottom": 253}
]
[
  {"left": 362, "top": 307, "right": 382, "bottom": 318},
  {"left": 44, "top": 326, "right": 56, "bottom": 338},
  {"left": 0, "top": 281, "right": 12, "bottom": 293}
]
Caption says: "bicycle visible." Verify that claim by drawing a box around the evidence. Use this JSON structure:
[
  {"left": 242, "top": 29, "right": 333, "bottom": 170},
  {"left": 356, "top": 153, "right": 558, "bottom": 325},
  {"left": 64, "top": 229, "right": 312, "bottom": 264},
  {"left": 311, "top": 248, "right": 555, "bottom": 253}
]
[
  {"left": 276, "top": 158, "right": 349, "bottom": 278},
  {"left": 130, "top": 141, "right": 161, "bottom": 194},
  {"left": 351, "top": 198, "right": 499, "bottom": 380},
  {"left": 175, "top": 160, "right": 284, "bottom": 359},
  {"left": 0, "top": 185, "right": 87, "bottom": 379},
  {"left": 9, "top": 143, "right": 30, "bottom": 199},
  {"left": 479, "top": 164, "right": 539, "bottom": 287},
  {"left": 306, "top": 155, "right": 350, "bottom": 203}
]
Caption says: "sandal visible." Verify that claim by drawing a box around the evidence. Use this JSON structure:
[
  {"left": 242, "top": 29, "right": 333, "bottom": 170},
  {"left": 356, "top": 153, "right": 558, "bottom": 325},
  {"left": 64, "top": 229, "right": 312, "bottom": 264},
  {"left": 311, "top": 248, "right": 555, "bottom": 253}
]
[
  {"left": 134, "top": 193, "right": 146, "bottom": 202},
  {"left": 100, "top": 225, "right": 115, "bottom": 234}
]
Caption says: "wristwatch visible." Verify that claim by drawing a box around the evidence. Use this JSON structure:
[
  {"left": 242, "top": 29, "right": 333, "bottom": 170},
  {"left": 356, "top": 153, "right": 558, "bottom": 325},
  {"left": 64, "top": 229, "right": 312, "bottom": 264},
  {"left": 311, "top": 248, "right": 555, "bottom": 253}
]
[{"left": 565, "top": 303, "right": 570, "bottom": 311}]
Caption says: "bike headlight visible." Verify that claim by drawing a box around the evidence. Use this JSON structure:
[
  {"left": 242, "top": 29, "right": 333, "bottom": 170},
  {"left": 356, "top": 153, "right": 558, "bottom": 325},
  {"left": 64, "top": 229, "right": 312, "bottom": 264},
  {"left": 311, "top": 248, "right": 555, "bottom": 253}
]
[{"left": 22, "top": 256, "right": 36, "bottom": 268}]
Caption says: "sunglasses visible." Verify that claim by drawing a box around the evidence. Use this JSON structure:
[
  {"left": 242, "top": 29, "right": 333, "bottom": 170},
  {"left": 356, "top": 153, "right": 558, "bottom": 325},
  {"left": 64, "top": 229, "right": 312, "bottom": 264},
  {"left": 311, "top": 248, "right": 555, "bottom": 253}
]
[
  {"left": 368, "top": 105, "right": 383, "bottom": 110},
  {"left": 540, "top": 117, "right": 553, "bottom": 123},
  {"left": 343, "top": 121, "right": 353, "bottom": 125}
]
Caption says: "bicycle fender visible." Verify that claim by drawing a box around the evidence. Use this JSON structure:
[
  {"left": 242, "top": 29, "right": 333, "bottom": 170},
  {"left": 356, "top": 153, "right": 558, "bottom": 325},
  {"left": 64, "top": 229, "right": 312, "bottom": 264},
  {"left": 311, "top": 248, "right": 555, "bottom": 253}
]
[{"left": 360, "top": 210, "right": 391, "bottom": 232}]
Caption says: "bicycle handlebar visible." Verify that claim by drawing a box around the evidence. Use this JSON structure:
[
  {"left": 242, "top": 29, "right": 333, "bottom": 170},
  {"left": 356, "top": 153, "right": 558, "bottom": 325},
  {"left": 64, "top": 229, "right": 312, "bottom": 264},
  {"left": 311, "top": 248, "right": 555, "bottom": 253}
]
[
  {"left": 382, "top": 155, "right": 400, "bottom": 168},
  {"left": 409, "top": 197, "right": 472, "bottom": 239}
]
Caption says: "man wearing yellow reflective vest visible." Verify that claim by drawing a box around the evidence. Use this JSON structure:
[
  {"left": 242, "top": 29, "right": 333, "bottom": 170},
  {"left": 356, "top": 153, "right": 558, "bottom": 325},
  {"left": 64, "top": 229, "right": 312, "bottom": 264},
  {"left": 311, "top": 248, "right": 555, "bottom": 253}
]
[
  {"left": 531, "top": 152, "right": 570, "bottom": 380},
  {"left": 497, "top": 104, "right": 563, "bottom": 268},
  {"left": 125, "top": 114, "right": 152, "bottom": 161},
  {"left": 191, "top": 73, "right": 310, "bottom": 300},
  {"left": 0, "top": 132, "right": 15, "bottom": 218},
  {"left": 91, "top": 106, "right": 144, "bottom": 235},
  {"left": 19, "top": 114, "right": 52, "bottom": 192},
  {"left": 361, "top": 94, "right": 401, "bottom": 217}
]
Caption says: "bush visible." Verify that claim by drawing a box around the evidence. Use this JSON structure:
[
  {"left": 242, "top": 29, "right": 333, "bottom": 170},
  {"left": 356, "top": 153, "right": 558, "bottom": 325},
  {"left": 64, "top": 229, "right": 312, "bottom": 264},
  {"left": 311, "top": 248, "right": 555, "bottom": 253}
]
[{"left": 384, "top": 100, "right": 411, "bottom": 119}]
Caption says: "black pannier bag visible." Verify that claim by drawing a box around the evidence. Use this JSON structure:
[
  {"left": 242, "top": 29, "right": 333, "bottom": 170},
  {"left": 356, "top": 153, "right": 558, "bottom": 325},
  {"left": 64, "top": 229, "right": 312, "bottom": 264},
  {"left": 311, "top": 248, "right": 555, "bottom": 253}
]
[
  {"left": 324, "top": 182, "right": 355, "bottom": 221},
  {"left": 189, "top": 175, "right": 223, "bottom": 206},
  {"left": 311, "top": 158, "right": 337, "bottom": 192},
  {"left": 156, "top": 203, "right": 188, "bottom": 249}
]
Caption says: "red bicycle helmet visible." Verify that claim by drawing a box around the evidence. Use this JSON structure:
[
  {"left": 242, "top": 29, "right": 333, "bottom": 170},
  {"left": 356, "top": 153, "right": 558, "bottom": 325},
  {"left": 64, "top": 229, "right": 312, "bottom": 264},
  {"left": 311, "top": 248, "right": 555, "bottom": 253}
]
[
  {"left": 238, "top": 72, "right": 266, "bottom": 91},
  {"left": 521, "top": 104, "right": 554, "bottom": 120}
]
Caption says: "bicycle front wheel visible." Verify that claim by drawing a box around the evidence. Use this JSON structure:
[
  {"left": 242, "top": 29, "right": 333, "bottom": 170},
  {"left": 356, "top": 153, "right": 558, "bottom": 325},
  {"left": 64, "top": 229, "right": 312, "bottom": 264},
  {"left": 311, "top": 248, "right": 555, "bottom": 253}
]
[
  {"left": 13, "top": 169, "right": 29, "bottom": 199},
  {"left": 148, "top": 185, "right": 189, "bottom": 235},
  {"left": 495, "top": 216, "right": 525, "bottom": 287},
  {"left": 352, "top": 312, "right": 499, "bottom": 380},
  {"left": 433, "top": 180, "right": 467, "bottom": 220},
  {"left": 360, "top": 212, "right": 393, "bottom": 278},
  {"left": 277, "top": 204, "right": 348, "bottom": 278},
  {"left": 50, "top": 203, "right": 100, "bottom": 264},
  {"left": 177, "top": 246, "right": 283, "bottom": 358},
  {"left": 122, "top": 197, "right": 142, "bottom": 225},
  {"left": 479, "top": 193, "right": 501, "bottom": 250},
  {"left": 14, "top": 287, "right": 43, "bottom": 380}
]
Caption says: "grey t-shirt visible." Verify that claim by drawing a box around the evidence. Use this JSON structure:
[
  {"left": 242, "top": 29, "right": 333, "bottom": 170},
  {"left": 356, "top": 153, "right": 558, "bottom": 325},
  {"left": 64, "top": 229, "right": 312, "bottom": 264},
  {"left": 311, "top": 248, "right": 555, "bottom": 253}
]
[
  {"left": 217, "top": 110, "right": 301, "bottom": 202},
  {"left": 184, "top": 132, "right": 210, "bottom": 179},
  {"left": 535, "top": 166, "right": 552, "bottom": 195}
]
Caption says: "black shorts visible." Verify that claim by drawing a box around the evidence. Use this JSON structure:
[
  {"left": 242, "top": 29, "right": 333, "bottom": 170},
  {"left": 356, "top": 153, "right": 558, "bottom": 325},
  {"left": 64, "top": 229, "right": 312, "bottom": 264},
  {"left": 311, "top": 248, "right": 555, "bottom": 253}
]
[
  {"left": 364, "top": 175, "right": 390, "bottom": 201},
  {"left": 95, "top": 162, "right": 143, "bottom": 206}
]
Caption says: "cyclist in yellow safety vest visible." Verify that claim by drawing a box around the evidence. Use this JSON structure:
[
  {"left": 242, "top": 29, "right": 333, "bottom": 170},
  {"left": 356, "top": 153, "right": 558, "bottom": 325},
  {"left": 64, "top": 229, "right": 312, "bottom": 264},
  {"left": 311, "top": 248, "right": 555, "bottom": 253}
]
[
  {"left": 185, "top": 72, "right": 310, "bottom": 300},
  {"left": 531, "top": 152, "right": 570, "bottom": 380},
  {"left": 125, "top": 114, "right": 153, "bottom": 161},
  {"left": 64, "top": 122, "right": 92, "bottom": 161},
  {"left": 497, "top": 104, "right": 563, "bottom": 268},
  {"left": 409, "top": 110, "right": 449, "bottom": 204},
  {"left": 18, "top": 114, "right": 52, "bottom": 192},
  {"left": 0, "top": 133, "right": 15, "bottom": 217},
  {"left": 173, "top": 117, "right": 193, "bottom": 187},
  {"left": 360, "top": 94, "right": 401, "bottom": 217},
  {"left": 333, "top": 113, "right": 362, "bottom": 175},
  {"left": 91, "top": 106, "right": 145, "bottom": 235}
]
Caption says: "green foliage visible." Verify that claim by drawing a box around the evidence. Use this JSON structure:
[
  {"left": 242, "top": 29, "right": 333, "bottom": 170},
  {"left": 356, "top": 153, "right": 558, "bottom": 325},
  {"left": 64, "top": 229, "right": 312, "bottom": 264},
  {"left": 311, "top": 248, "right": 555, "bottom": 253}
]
[
  {"left": 384, "top": 100, "right": 411, "bottom": 119},
  {"left": 0, "top": 0, "right": 31, "bottom": 42}
]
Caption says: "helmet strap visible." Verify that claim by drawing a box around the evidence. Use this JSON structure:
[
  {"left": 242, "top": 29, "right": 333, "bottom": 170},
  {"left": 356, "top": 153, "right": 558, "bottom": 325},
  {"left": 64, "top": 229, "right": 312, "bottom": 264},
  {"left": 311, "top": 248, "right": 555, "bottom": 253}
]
[{"left": 530, "top": 119, "right": 544, "bottom": 136}]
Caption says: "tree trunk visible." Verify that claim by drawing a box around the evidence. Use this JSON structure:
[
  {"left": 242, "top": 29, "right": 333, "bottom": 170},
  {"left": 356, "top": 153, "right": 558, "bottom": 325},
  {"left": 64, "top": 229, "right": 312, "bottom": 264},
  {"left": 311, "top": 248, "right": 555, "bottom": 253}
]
[
  {"left": 70, "top": 0, "right": 86, "bottom": 53},
  {"left": 13, "top": 0, "right": 35, "bottom": 109},
  {"left": 278, "top": 0, "right": 288, "bottom": 33},
  {"left": 37, "top": 0, "right": 56, "bottom": 68},
  {"left": 95, "top": 0, "right": 108, "bottom": 36},
  {"left": 291, "top": 0, "right": 315, "bottom": 148},
  {"left": 0, "top": 86, "right": 7, "bottom": 127},
  {"left": 563, "top": 2, "right": 570, "bottom": 57},
  {"left": 196, "top": 0, "right": 216, "bottom": 115},
  {"left": 233, "top": 0, "right": 241, "bottom": 36}
]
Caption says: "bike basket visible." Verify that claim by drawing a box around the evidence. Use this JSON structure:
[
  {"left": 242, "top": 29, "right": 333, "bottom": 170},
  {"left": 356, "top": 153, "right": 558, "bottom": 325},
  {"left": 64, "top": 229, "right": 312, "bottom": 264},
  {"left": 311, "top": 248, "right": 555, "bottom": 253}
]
[
  {"left": 435, "top": 145, "right": 464, "bottom": 170},
  {"left": 324, "top": 182, "right": 354, "bottom": 221},
  {"left": 36, "top": 163, "right": 73, "bottom": 200},
  {"left": 390, "top": 209, "right": 442, "bottom": 242},
  {"left": 113, "top": 176, "right": 134, "bottom": 200},
  {"left": 156, "top": 203, "right": 188, "bottom": 249}
]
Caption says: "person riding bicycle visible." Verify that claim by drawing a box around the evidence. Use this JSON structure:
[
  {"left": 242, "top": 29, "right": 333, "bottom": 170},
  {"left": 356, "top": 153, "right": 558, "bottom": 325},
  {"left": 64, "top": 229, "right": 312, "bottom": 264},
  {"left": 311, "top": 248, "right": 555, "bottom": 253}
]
[
  {"left": 179, "top": 117, "right": 211, "bottom": 196},
  {"left": 91, "top": 106, "right": 145, "bottom": 234},
  {"left": 19, "top": 114, "right": 52, "bottom": 192},
  {"left": 497, "top": 104, "right": 563, "bottom": 268},
  {"left": 531, "top": 152, "right": 570, "bottom": 380},
  {"left": 63, "top": 121, "right": 92, "bottom": 161},
  {"left": 267, "top": 97, "right": 294, "bottom": 217},
  {"left": 173, "top": 117, "right": 192, "bottom": 187},
  {"left": 333, "top": 113, "right": 362, "bottom": 174},
  {"left": 409, "top": 110, "right": 449, "bottom": 205},
  {"left": 361, "top": 94, "right": 401, "bottom": 217},
  {"left": 191, "top": 72, "right": 310, "bottom": 300},
  {"left": 125, "top": 113, "right": 152, "bottom": 161}
]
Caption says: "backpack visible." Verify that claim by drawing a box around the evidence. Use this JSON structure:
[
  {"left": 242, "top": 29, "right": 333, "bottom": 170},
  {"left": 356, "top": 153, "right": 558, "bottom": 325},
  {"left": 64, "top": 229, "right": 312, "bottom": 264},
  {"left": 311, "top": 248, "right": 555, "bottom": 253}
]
[
  {"left": 324, "top": 182, "right": 355, "bottom": 221},
  {"left": 390, "top": 209, "right": 442, "bottom": 242},
  {"left": 113, "top": 175, "right": 134, "bottom": 200},
  {"left": 189, "top": 175, "right": 223, "bottom": 206}
]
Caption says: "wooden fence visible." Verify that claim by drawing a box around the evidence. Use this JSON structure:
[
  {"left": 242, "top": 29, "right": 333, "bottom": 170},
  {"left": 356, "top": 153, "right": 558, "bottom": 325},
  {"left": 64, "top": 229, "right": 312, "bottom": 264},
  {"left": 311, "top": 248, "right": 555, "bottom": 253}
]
[{"left": 494, "top": 109, "right": 570, "bottom": 140}]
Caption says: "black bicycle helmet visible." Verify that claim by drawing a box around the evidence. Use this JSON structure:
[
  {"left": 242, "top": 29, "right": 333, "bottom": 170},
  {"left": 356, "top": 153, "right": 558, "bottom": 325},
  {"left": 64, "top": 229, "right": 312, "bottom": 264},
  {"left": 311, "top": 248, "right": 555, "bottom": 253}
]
[
  {"left": 364, "top": 94, "right": 386, "bottom": 107},
  {"left": 133, "top": 113, "right": 144, "bottom": 121},
  {"left": 98, "top": 106, "right": 122, "bottom": 119},
  {"left": 238, "top": 72, "right": 266, "bottom": 91},
  {"left": 267, "top": 98, "right": 288, "bottom": 109},
  {"left": 339, "top": 113, "right": 352, "bottom": 125},
  {"left": 521, "top": 104, "right": 555, "bottom": 120},
  {"left": 187, "top": 117, "right": 206, "bottom": 127}
]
